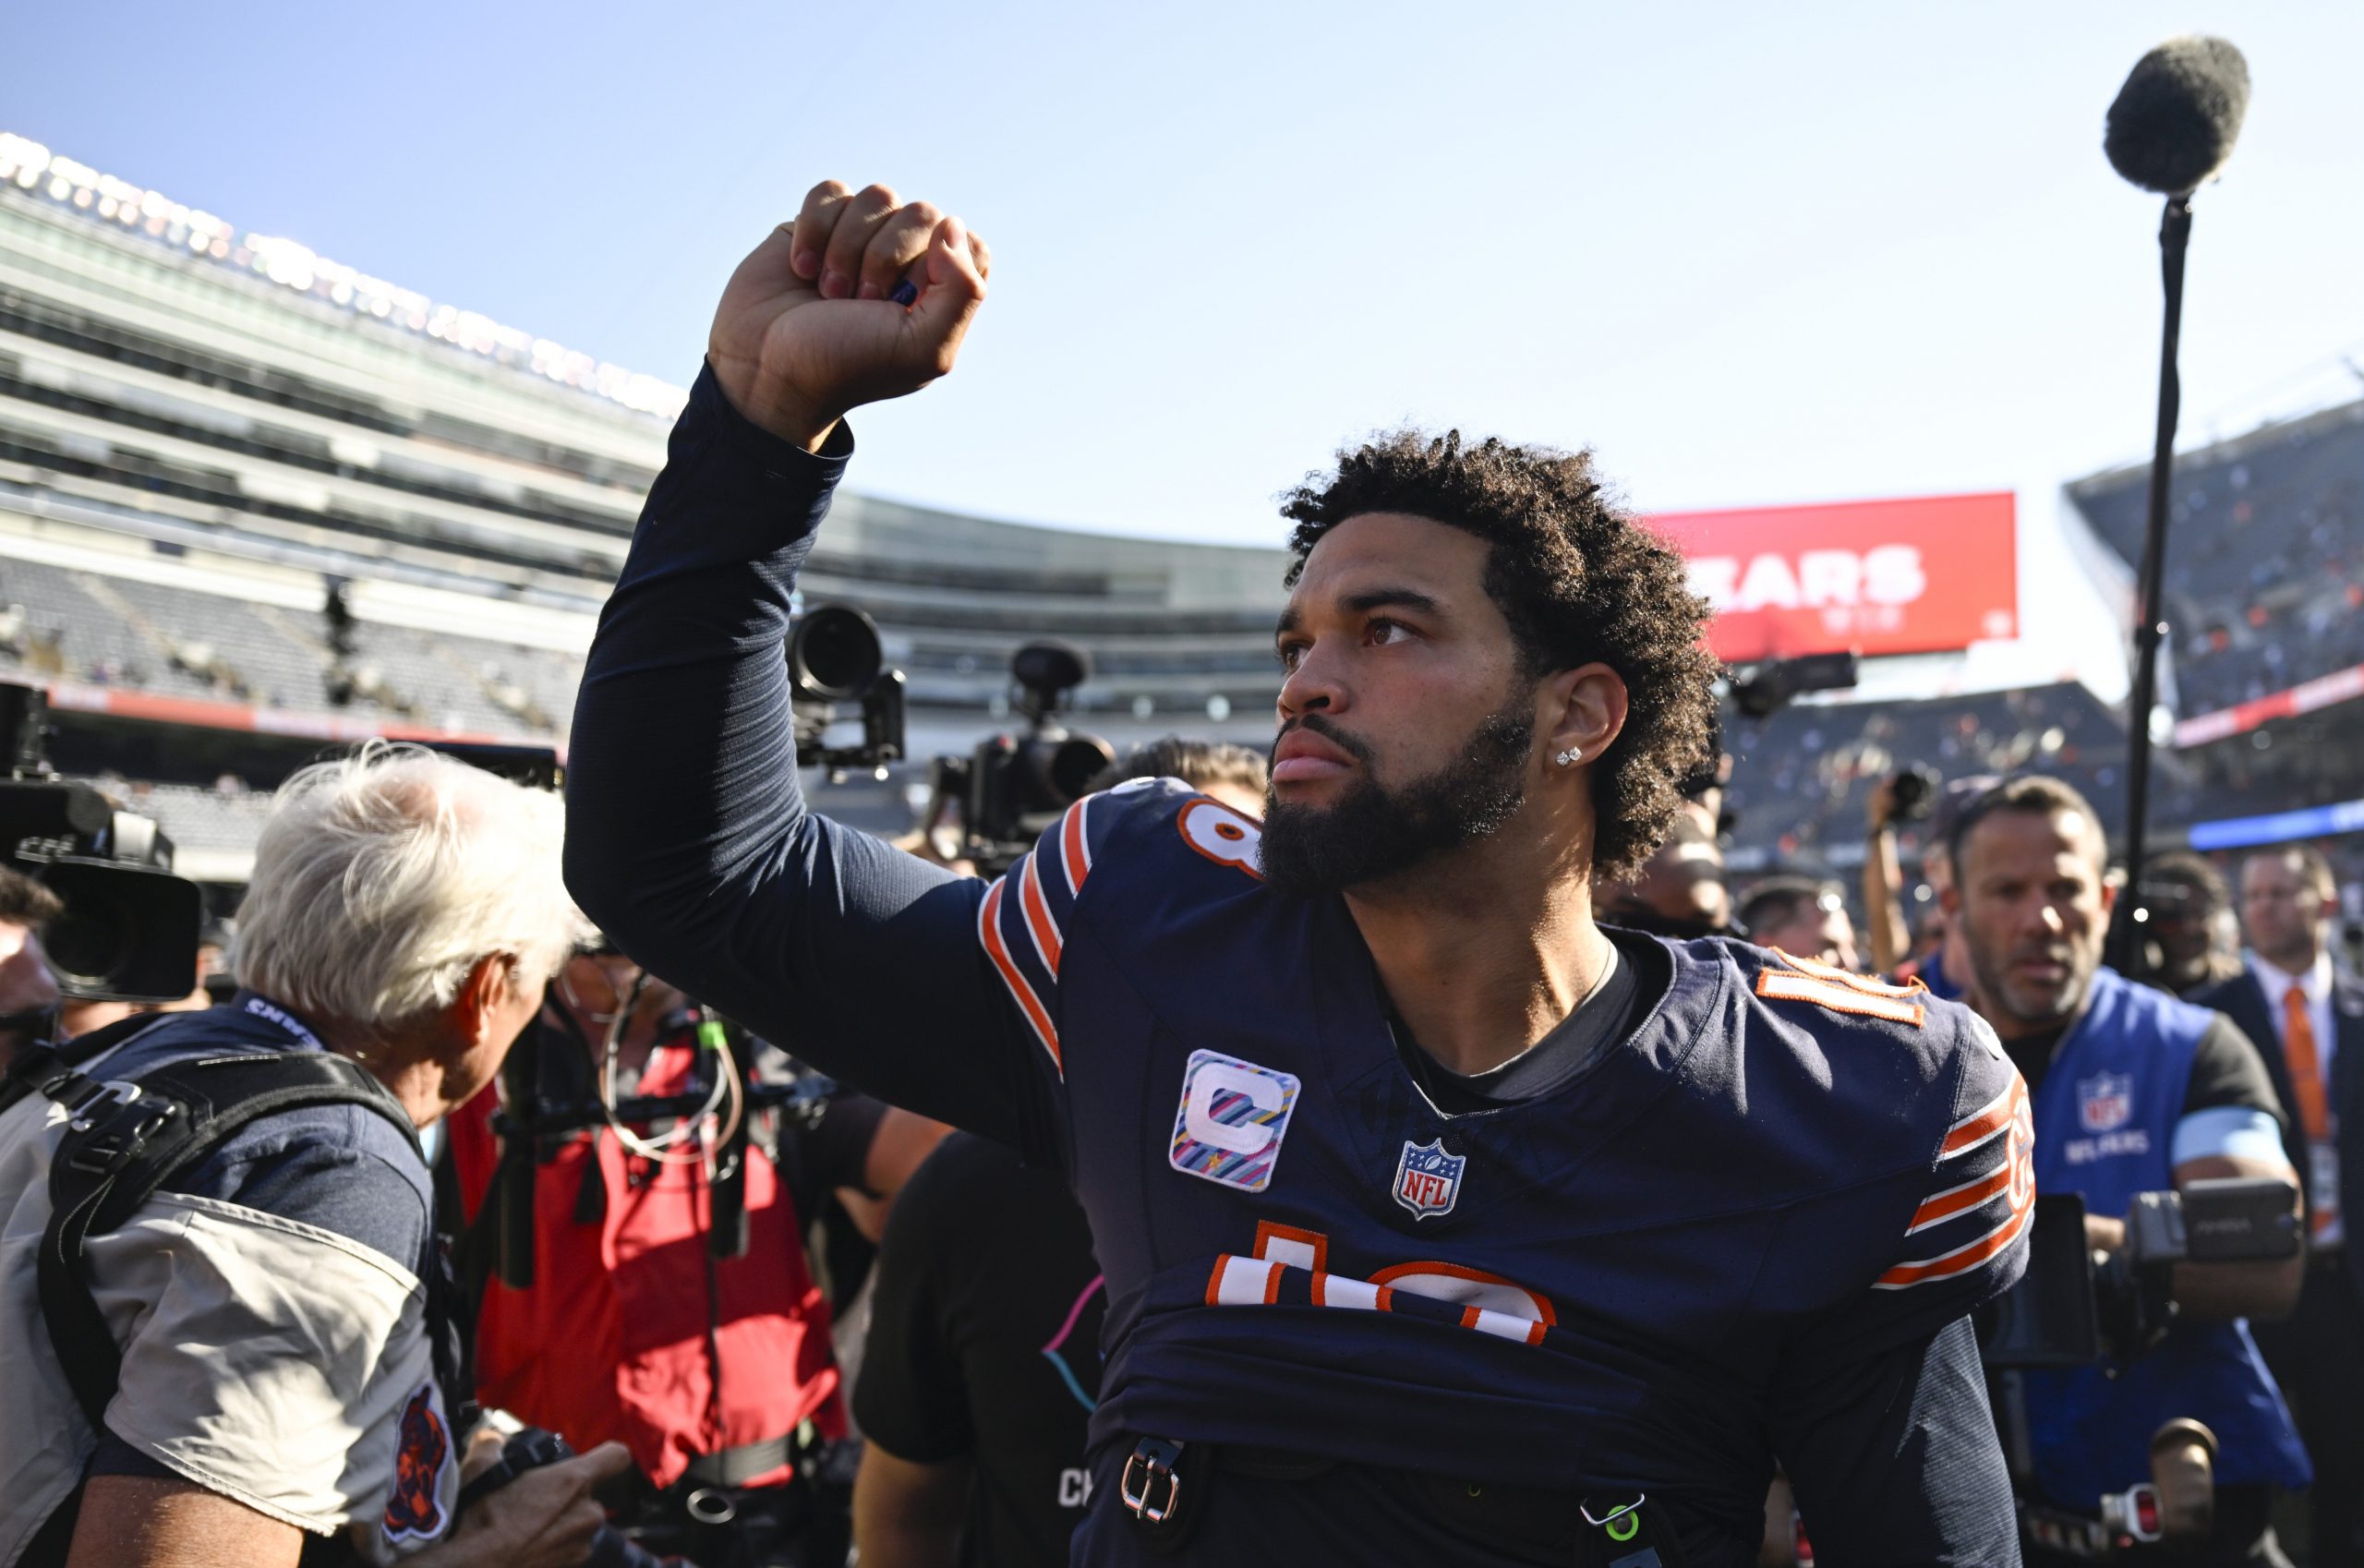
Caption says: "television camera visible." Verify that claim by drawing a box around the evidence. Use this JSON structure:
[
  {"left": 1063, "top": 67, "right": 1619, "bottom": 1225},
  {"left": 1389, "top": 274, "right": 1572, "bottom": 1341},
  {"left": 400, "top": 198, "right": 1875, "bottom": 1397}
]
[
  {"left": 1984, "top": 1177, "right": 2299, "bottom": 1369},
  {"left": 0, "top": 682, "right": 199, "bottom": 1004},
  {"left": 789, "top": 602, "right": 906, "bottom": 777},
  {"left": 1725, "top": 651, "right": 1860, "bottom": 721},
  {"left": 927, "top": 640, "right": 1115, "bottom": 875},
  {"left": 1883, "top": 763, "right": 1944, "bottom": 825},
  {"left": 1982, "top": 1176, "right": 2300, "bottom": 1558}
]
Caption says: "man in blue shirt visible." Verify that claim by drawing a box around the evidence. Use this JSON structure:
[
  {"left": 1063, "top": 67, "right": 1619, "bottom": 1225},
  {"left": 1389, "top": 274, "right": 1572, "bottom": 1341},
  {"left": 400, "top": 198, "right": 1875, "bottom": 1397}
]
[
  {"left": 567, "top": 178, "right": 2034, "bottom": 1565},
  {"left": 1946, "top": 775, "right": 2308, "bottom": 1566},
  {"left": 0, "top": 745, "right": 631, "bottom": 1568}
]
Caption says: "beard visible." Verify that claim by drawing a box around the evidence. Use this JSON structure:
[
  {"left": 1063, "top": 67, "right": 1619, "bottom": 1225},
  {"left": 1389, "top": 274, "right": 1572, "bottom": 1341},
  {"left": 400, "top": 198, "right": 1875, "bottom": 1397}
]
[
  {"left": 1260, "top": 701, "right": 1535, "bottom": 898},
  {"left": 1965, "top": 934, "right": 2095, "bottom": 1034}
]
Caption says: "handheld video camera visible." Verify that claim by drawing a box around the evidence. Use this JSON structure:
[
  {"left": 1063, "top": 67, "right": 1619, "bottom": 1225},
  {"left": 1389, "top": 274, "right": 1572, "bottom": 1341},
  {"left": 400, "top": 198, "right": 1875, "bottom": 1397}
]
[
  {"left": 1982, "top": 1176, "right": 2301, "bottom": 1368},
  {"left": 1886, "top": 763, "right": 1944, "bottom": 825},
  {"left": 788, "top": 602, "right": 906, "bottom": 778},
  {"left": 0, "top": 682, "right": 199, "bottom": 1003},
  {"left": 929, "top": 641, "right": 1115, "bottom": 875},
  {"left": 1984, "top": 1182, "right": 2296, "bottom": 1557},
  {"left": 1726, "top": 651, "right": 1860, "bottom": 720},
  {"left": 460, "top": 1425, "right": 702, "bottom": 1568}
]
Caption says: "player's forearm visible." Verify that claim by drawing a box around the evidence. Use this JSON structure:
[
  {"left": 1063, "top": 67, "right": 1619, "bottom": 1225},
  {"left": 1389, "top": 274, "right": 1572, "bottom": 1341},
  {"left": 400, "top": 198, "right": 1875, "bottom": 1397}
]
[
  {"left": 566, "top": 369, "right": 1039, "bottom": 1140},
  {"left": 1773, "top": 1320, "right": 2016, "bottom": 1566},
  {"left": 567, "top": 363, "right": 840, "bottom": 983},
  {"left": 561, "top": 358, "right": 914, "bottom": 1072}
]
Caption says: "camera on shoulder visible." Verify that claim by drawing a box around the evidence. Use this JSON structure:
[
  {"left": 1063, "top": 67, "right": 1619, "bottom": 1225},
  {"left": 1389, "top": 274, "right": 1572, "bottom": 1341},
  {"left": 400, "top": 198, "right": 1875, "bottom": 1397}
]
[{"left": 0, "top": 682, "right": 199, "bottom": 1004}]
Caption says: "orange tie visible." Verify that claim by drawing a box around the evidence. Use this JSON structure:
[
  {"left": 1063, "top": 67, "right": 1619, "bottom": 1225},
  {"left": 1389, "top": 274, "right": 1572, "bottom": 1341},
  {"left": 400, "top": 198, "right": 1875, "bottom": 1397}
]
[
  {"left": 2283, "top": 983, "right": 2330, "bottom": 1143},
  {"left": 2283, "top": 984, "right": 2335, "bottom": 1238}
]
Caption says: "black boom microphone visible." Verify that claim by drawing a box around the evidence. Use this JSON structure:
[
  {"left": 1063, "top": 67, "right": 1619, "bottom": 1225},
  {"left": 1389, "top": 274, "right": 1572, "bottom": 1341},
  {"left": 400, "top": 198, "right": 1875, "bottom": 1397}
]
[
  {"left": 2104, "top": 36, "right": 2250, "bottom": 197},
  {"left": 2100, "top": 36, "right": 2249, "bottom": 975}
]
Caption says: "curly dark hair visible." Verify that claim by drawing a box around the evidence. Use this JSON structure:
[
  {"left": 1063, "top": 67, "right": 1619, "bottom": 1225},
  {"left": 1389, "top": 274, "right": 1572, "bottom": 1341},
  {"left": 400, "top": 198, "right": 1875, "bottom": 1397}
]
[{"left": 1279, "top": 429, "right": 1719, "bottom": 881}]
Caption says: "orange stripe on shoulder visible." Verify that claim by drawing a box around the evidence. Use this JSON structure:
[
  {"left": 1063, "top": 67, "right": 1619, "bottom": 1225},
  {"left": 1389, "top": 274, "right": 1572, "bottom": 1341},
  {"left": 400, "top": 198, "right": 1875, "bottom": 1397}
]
[
  {"left": 1943, "top": 1080, "right": 2023, "bottom": 1155},
  {"left": 1908, "top": 1164, "right": 2014, "bottom": 1233},
  {"left": 1019, "top": 852, "right": 1063, "bottom": 978},
  {"left": 1755, "top": 969, "right": 1927, "bottom": 1026},
  {"left": 1876, "top": 1198, "right": 2033, "bottom": 1288},
  {"left": 978, "top": 878, "right": 1061, "bottom": 1075},
  {"left": 1060, "top": 797, "right": 1092, "bottom": 897},
  {"left": 1770, "top": 947, "right": 1928, "bottom": 999}
]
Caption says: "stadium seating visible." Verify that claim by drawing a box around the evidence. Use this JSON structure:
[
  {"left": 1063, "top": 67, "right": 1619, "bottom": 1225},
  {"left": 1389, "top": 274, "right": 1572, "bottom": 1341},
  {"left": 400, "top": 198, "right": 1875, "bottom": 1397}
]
[
  {"left": 81, "top": 778, "right": 278, "bottom": 856},
  {"left": 2070, "top": 399, "right": 2364, "bottom": 718},
  {"left": 4, "top": 133, "right": 2336, "bottom": 889},
  {"left": 1723, "top": 681, "right": 2148, "bottom": 863}
]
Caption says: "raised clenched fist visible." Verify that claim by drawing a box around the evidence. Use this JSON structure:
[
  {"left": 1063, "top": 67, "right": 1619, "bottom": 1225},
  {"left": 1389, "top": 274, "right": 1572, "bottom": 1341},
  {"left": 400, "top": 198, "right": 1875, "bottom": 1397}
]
[{"left": 707, "top": 180, "right": 992, "bottom": 452}]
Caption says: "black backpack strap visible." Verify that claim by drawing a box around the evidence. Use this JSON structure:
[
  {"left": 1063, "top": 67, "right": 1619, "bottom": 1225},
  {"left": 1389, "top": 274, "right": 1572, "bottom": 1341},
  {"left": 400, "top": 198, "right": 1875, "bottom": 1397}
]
[
  {"left": 0, "top": 1014, "right": 171, "bottom": 1119},
  {"left": 39, "top": 1050, "right": 416, "bottom": 1429}
]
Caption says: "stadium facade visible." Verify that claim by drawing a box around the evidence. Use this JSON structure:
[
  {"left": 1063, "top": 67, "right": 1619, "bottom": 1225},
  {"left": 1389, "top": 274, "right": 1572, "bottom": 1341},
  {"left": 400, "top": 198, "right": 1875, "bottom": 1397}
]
[
  {"left": 2064, "top": 393, "right": 2364, "bottom": 860},
  {"left": 0, "top": 133, "right": 1290, "bottom": 877},
  {"left": 2, "top": 130, "right": 2355, "bottom": 896}
]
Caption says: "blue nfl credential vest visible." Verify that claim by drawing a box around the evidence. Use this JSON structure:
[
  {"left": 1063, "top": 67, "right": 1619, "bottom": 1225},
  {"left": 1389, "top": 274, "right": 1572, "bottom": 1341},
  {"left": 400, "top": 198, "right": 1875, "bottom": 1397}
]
[
  {"left": 2020, "top": 967, "right": 2310, "bottom": 1506},
  {"left": 1916, "top": 947, "right": 1962, "bottom": 1003}
]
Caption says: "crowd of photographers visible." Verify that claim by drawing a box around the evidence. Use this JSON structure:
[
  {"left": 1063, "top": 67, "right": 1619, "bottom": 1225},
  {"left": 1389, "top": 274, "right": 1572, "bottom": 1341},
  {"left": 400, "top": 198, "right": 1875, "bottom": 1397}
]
[{"left": 0, "top": 723, "right": 2359, "bottom": 1567}]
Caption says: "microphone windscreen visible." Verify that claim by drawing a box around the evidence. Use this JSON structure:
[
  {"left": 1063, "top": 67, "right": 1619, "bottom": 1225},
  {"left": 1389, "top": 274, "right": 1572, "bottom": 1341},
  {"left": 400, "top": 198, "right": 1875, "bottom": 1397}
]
[{"left": 2105, "top": 35, "right": 2250, "bottom": 195}]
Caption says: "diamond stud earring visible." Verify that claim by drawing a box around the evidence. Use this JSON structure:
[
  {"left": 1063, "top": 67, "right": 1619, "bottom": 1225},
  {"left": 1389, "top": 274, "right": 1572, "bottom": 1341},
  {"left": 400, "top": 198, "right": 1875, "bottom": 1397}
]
[{"left": 1554, "top": 747, "right": 1582, "bottom": 767}]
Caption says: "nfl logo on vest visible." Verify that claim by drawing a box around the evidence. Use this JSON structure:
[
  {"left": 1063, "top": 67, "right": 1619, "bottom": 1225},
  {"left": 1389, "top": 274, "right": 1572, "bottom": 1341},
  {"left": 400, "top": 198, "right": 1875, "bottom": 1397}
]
[{"left": 2080, "top": 1071, "right": 2134, "bottom": 1134}]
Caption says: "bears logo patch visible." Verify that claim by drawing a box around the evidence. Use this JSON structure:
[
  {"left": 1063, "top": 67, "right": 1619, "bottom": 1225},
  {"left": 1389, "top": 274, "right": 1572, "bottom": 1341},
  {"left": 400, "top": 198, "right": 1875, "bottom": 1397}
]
[{"left": 382, "top": 1381, "right": 452, "bottom": 1545}]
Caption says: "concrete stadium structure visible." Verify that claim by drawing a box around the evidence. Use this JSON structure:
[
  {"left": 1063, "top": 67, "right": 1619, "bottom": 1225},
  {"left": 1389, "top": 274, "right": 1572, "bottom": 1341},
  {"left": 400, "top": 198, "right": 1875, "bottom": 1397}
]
[{"left": 0, "top": 130, "right": 1291, "bottom": 815}]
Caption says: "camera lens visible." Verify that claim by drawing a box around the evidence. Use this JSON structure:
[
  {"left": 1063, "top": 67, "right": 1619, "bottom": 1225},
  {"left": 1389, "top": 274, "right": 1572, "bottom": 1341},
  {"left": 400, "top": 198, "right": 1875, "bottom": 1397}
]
[
  {"left": 1046, "top": 737, "right": 1116, "bottom": 802},
  {"left": 789, "top": 606, "right": 883, "bottom": 701},
  {"left": 44, "top": 904, "right": 131, "bottom": 989}
]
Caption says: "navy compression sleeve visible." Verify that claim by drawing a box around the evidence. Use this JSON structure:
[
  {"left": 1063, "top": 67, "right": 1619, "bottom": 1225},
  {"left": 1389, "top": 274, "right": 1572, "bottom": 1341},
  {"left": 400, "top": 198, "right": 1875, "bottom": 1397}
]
[
  {"left": 1772, "top": 1318, "right": 2019, "bottom": 1567},
  {"left": 566, "top": 366, "right": 1059, "bottom": 1156}
]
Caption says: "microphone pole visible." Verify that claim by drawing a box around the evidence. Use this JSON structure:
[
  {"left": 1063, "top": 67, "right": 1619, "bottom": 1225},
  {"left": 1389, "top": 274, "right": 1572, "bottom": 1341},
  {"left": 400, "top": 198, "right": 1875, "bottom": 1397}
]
[{"left": 2108, "top": 192, "right": 2192, "bottom": 972}]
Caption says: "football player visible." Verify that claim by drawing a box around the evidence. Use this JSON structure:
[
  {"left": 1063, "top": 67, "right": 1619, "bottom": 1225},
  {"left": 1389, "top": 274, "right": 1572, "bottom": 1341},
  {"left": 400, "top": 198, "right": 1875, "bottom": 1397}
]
[{"left": 568, "top": 181, "right": 2034, "bottom": 1566}]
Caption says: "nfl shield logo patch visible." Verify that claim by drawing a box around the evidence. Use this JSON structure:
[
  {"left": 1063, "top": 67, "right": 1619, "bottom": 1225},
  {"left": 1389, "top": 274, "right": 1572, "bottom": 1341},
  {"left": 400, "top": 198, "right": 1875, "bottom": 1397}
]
[
  {"left": 2079, "top": 1071, "right": 2133, "bottom": 1133},
  {"left": 1393, "top": 1137, "right": 1465, "bottom": 1220}
]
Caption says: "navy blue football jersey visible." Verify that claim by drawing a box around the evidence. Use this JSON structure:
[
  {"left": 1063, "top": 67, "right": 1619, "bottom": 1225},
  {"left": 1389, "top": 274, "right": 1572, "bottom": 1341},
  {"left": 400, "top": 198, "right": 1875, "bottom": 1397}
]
[
  {"left": 975, "top": 778, "right": 2033, "bottom": 1534},
  {"left": 568, "top": 366, "right": 2035, "bottom": 1566}
]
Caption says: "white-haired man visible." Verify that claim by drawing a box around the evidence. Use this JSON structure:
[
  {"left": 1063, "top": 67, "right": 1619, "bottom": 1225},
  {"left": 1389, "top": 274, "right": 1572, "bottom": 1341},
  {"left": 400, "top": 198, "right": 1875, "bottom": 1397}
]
[{"left": 0, "top": 745, "right": 629, "bottom": 1568}]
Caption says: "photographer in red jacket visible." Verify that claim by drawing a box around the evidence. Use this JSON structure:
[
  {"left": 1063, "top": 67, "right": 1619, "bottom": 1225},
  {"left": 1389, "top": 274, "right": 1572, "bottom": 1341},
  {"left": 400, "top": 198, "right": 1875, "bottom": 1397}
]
[{"left": 448, "top": 947, "right": 946, "bottom": 1565}]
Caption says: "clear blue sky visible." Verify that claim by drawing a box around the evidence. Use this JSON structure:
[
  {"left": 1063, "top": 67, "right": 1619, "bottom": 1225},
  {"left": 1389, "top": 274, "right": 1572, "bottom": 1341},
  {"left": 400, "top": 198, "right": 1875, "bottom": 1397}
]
[{"left": 6, "top": 1, "right": 2360, "bottom": 558}]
